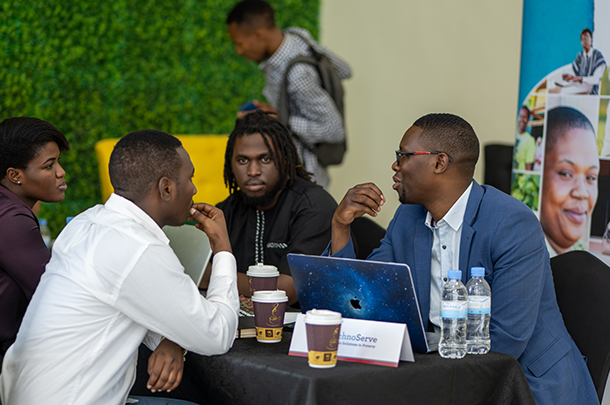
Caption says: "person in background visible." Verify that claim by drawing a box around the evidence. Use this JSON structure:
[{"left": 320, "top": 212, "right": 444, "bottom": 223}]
[
  {"left": 213, "top": 110, "right": 337, "bottom": 305},
  {"left": 1, "top": 130, "right": 239, "bottom": 405},
  {"left": 540, "top": 106, "right": 599, "bottom": 257},
  {"left": 0, "top": 117, "right": 69, "bottom": 365},
  {"left": 562, "top": 28, "right": 606, "bottom": 95},
  {"left": 514, "top": 105, "right": 536, "bottom": 171},
  {"left": 326, "top": 113, "right": 598, "bottom": 405},
  {"left": 226, "top": 0, "right": 351, "bottom": 189}
]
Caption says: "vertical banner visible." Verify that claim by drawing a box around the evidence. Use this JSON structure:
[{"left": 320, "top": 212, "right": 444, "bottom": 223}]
[{"left": 513, "top": 0, "right": 610, "bottom": 262}]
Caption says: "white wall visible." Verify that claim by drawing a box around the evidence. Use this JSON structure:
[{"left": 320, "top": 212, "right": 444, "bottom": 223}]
[{"left": 320, "top": 0, "right": 523, "bottom": 227}]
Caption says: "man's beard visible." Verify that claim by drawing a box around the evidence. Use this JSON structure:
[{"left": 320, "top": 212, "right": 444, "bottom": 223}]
[{"left": 238, "top": 180, "right": 284, "bottom": 209}]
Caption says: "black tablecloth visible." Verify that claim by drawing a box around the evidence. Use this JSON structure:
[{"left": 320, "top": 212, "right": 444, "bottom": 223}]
[{"left": 131, "top": 332, "right": 535, "bottom": 405}]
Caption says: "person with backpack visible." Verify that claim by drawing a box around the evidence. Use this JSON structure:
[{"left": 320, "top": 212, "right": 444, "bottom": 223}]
[{"left": 227, "top": 0, "right": 352, "bottom": 189}]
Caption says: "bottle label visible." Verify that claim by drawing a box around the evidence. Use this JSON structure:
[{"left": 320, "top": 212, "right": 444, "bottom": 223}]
[
  {"left": 468, "top": 296, "right": 491, "bottom": 314},
  {"left": 441, "top": 301, "right": 468, "bottom": 319}
]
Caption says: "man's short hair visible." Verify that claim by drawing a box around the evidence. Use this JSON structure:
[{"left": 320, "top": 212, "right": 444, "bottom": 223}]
[
  {"left": 224, "top": 110, "right": 310, "bottom": 195},
  {"left": 0, "top": 117, "right": 70, "bottom": 180},
  {"left": 412, "top": 113, "right": 480, "bottom": 175},
  {"left": 226, "top": 0, "right": 276, "bottom": 30},
  {"left": 109, "top": 130, "right": 183, "bottom": 201},
  {"left": 581, "top": 28, "right": 592, "bottom": 38},
  {"left": 545, "top": 106, "right": 595, "bottom": 154}
]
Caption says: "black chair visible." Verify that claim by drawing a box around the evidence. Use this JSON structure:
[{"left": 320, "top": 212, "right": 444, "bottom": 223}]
[
  {"left": 484, "top": 144, "right": 514, "bottom": 195},
  {"left": 550, "top": 250, "right": 610, "bottom": 402},
  {"left": 351, "top": 217, "right": 386, "bottom": 259}
]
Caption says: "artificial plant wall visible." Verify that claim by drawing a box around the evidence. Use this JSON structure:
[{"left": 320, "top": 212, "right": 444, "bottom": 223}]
[{"left": 1, "top": 0, "right": 319, "bottom": 236}]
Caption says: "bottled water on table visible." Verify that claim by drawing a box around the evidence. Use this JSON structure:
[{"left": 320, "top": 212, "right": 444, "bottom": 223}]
[
  {"left": 466, "top": 267, "right": 491, "bottom": 354},
  {"left": 439, "top": 270, "right": 468, "bottom": 359},
  {"left": 39, "top": 218, "right": 52, "bottom": 248}
]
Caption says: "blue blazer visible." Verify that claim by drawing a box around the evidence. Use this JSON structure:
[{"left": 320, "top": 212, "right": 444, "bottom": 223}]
[{"left": 330, "top": 181, "right": 598, "bottom": 405}]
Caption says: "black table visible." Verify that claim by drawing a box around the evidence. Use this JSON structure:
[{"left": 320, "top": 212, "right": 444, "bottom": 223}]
[{"left": 131, "top": 331, "right": 535, "bottom": 405}]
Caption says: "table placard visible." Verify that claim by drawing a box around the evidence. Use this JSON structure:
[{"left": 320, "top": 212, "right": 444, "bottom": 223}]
[{"left": 288, "top": 314, "right": 413, "bottom": 367}]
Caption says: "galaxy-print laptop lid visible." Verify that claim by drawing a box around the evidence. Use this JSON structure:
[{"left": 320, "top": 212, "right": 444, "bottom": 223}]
[{"left": 288, "top": 254, "right": 436, "bottom": 354}]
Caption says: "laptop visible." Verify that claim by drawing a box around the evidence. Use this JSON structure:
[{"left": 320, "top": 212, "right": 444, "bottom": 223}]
[
  {"left": 287, "top": 253, "right": 438, "bottom": 354},
  {"left": 162, "top": 224, "right": 212, "bottom": 286}
]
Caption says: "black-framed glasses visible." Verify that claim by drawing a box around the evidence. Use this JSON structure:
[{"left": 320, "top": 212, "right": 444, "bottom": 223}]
[{"left": 395, "top": 150, "right": 453, "bottom": 166}]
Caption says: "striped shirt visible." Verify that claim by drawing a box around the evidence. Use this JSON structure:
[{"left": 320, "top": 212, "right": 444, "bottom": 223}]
[{"left": 259, "top": 27, "right": 352, "bottom": 189}]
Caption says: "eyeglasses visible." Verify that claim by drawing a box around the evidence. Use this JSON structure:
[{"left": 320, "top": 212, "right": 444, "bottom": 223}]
[{"left": 395, "top": 150, "right": 453, "bottom": 166}]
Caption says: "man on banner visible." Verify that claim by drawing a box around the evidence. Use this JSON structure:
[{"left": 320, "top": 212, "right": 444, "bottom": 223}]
[
  {"left": 325, "top": 113, "right": 598, "bottom": 405},
  {"left": 562, "top": 28, "right": 606, "bottom": 95}
]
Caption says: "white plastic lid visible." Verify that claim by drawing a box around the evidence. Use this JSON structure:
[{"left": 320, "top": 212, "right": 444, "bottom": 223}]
[
  {"left": 251, "top": 289, "right": 288, "bottom": 303},
  {"left": 304, "top": 309, "right": 343, "bottom": 325},
  {"left": 247, "top": 263, "right": 280, "bottom": 277}
]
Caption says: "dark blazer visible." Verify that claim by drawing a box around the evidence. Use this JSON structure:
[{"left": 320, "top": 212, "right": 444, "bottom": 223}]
[{"left": 329, "top": 181, "right": 598, "bottom": 405}]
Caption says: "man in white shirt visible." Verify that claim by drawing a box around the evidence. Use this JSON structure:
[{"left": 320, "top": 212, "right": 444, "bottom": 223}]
[{"left": 0, "top": 130, "right": 239, "bottom": 405}]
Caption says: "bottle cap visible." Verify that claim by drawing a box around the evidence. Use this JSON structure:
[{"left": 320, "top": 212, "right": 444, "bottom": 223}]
[
  {"left": 39, "top": 218, "right": 48, "bottom": 226},
  {"left": 471, "top": 267, "right": 485, "bottom": 277},
  {"left": 66, "top": 217, "right": 74, "bottom": 224},
  {"left": 447, "top": 270, "right": 462, "bottom": 279}
]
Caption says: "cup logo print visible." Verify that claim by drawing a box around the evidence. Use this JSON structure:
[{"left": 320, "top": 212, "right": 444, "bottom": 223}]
[
  {"left": 326, "top": 326, "right": 340, "bottom": 351},
  {"left": 267, "top": 303, "right": 281, "bottom": 327}
]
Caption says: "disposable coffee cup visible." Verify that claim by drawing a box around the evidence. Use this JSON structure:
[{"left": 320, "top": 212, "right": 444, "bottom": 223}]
[
  {"left": 252, "top": 290, "right": 289, "bottom": 343},
  {"left": 247, "top": 263, "right": 280, "bottom": 296},
  {"left": 304, "top": 309, "right": 343, "bottom": 368}
]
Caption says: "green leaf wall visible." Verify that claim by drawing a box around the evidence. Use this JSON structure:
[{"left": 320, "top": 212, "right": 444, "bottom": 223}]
[{"left": 1, "top": 0, "right": 320, "bottom": 237}]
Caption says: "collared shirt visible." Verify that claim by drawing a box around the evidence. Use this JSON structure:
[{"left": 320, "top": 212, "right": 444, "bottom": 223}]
[
  {"left": 426, "top": 182, "right": 473, "bottom": 328},
  {"left": 259, "top": 27, "right": 352, "bottom": 189},
  {"left": 1, "top": 194, "right": 239, "bottom": 405},
  {"left": 217, "top": 176, "right": 337, "bottom": 275},
  {"left": 0, "top": 186, "right": 49, "bottom": 343}
]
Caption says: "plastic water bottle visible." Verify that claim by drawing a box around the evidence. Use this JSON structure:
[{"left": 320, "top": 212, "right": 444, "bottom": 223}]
[
  {"left": 466, "top": 267, "right": 491, "bottom": 354},
  {"left": 439, "top": 270, "right": 468, "bottom": 359},
  {"left": 39, "top": 218, "right": 52, "bottom": 248}
]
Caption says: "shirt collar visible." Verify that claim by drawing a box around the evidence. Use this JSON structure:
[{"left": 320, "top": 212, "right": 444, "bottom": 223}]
[
  {"left": 105, "top": 193, "right": 169, "bottom": 244},
  {"left": 585, "top": 48, "right": 593, "bottom": 58},
  {"left": 425, "top": 182, "right": 473, "bottom": 231},
  {"left": 0, "top": 185, "right": 33, "bottom": 213},
  {"left": 259, "top": 31, "right": 294, "bottom": 71}
]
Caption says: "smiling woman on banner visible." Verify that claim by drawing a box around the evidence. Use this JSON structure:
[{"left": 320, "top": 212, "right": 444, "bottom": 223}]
[
  {"left": 0, "top": 117, "right": 70, "bottom": 357},
  {"left": 539, "top": 106, "right": 599, "bottom": 257}
]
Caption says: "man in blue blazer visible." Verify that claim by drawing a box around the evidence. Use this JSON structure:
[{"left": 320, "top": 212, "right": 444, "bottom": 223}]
[{"left": 327, "top": 113, "right": 598, "bottom": 405}]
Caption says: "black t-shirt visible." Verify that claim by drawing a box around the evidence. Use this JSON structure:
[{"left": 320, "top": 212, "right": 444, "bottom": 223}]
[{"left": 217, "top": 177, "right": 337, "bottom": 275}]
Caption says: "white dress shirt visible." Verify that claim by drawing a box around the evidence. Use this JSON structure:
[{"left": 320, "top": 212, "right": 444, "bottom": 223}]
[
  {"left": 426, "top": 183, "right": 472, "bottom": 328},
  {"left": 0, "top": 194, "right": 239, "bottom": 405}
]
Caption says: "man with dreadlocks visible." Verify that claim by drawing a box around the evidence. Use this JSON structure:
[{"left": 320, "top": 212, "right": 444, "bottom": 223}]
[{"left": 216, "top": 110, "right": 337, "bottom": 305}]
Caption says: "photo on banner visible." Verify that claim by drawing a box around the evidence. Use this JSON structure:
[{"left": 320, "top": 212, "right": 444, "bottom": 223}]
[{"left": 513, "top": 0, "right": 610, "bottom": 263}]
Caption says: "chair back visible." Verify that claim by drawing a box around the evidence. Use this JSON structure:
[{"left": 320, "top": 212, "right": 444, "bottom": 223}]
[
  {"left": 94, "top": 135, "right": 230, "bottom": 205},
  {"left": 550, "top": 250, "right": 610, "bottom": 401},
  {"left": 351, "top": 217, "right": 386, "bottom": 260},
  {"left": 483, "top": 144, "right": 513, "bottom": 194},
  {"left": 162, "top": 224, "right": 212, "bottom": 287}
]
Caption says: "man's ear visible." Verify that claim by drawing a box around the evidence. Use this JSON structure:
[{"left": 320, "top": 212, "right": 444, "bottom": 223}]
[
  {"left": 433, "top": 154, "right": 451, "bottom": 174},
  {"left": 158, "top": 177, "right": 173, "bottom": 202}
]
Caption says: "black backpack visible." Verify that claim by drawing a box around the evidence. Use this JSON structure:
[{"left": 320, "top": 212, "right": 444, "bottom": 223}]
[{"left": 277, "top": 33, "right": 346, "bottom": 168}]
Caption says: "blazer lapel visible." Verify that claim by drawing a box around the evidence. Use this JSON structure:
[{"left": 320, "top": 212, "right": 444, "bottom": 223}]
[
  {"left": 459, "top": 181, "right": 484, "bottom": 282},
  {"left": 413, "top": 214, "right": 432, "bottom": 324}
]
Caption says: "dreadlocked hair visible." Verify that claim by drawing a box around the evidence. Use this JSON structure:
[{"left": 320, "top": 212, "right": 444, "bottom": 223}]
[{"left": 224, "top": 110, "right": 311, "bottom": 195}]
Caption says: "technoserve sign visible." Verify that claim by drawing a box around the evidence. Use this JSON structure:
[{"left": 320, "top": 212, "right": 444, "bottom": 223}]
[{"left": 289, "top": 314, "right": 411, "bottom": 367}]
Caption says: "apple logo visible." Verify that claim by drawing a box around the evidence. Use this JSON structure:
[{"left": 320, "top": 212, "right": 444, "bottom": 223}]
[{"left": 350, "top": 297, "right": 362, "bottom": 310}]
